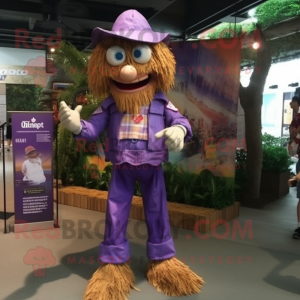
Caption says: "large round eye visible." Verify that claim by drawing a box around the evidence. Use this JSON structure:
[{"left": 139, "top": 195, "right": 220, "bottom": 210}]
[
  {"left": 106, "top": 46, "right": 126, "bottom": 66},
  {"left": 132, "top": 45, "right": 152, "bottom": 64}
]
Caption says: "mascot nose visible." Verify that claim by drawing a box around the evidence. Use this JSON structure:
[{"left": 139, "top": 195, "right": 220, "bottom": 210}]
[{"left": 120, "top": 65, "right": 137, "bottom": 82}]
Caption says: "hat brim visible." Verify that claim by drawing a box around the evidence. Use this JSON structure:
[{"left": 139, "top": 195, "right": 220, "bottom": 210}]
[
  {"left": 92, "top": 27, "right": 170, "bottom": 48},
  {"left": 25, "top": 150, "right": 41, "bottom": 158}
]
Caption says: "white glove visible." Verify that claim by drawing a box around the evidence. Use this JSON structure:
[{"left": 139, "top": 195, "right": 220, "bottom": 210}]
[
  {"left": 155, "top": 125, "right": 186, "bottom": 152},
  {"left": 59, "top": 101, "right": 82, "bottom": 135}
]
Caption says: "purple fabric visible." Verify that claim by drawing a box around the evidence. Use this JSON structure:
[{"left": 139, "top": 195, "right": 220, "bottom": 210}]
[
  {"left": 99, "top": 163, "right": 175, "bottom": 263},
  {"left": 147, "top": 238, "right": 176, "bottom": 260},
  {"left": 74, "top": 92, "right": 192, "bottom": 166},
  {"left": 106, "top": 149, "right": 168, "bottom": 166},
  {"left": 100, "top": 241, "right": 130, "bottom": 264},
  {"left": 92, "top": 10, "right": 170, "bottom": 47}
]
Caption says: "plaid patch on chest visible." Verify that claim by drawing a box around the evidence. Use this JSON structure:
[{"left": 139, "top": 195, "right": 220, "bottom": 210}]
[{"left": 119, "top": 106, "right": 149, "bottom": 140}]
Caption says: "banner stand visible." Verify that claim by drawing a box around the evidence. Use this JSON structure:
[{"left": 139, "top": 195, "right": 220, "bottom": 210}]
[
  {"left": 54, "top": 122, "right": 60, "bottom": 229},
  {"left": 1, "top": 122, "right": 8, "bottom": 234},
  {"left": 11, "top": 111, "right": 56, "bottom": 233}
]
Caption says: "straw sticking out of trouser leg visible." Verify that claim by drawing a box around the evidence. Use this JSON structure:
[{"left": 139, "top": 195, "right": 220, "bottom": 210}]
[
  {"left": 83, "top": 263, "right": 139, "bottom": 300},
  {"left": 146, "top": 257, "right": 205, "bottom": 297}
]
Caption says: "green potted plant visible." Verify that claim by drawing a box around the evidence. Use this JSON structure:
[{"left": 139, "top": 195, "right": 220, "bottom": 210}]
[{"left": 260, "top": 133, "right": 293, "bottom": 197}]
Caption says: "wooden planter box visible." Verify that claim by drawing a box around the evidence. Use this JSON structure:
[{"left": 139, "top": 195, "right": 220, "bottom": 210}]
[
  {"left": 260, "top": 170, "right": 290, "bottom": 198},
  {"left": 55, "top": 186, "right": 240, "bottom": 233}
]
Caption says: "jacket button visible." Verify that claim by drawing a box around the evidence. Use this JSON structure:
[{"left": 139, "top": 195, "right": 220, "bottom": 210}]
[{"left": 131, "top": 139, "right": 138, "bottom": 144}]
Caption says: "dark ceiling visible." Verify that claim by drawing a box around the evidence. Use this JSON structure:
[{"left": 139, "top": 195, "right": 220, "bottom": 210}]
[{"left": 0, "top": 0, "right": 268, "bottom": 52}]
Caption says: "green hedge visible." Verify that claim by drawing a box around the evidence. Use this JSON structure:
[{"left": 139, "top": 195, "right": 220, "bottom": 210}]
[
  {"left": 255, "top": 0, "right": 300, "bottom": 29},
  {"left": 205, "top": 0, "right": 300, "bottom": 64},
  {"left": 63, "top": 160, "right": 236, "bottom": 210},
  {"left": 261, "top": 133, "right": 293, "bottom": 173}
]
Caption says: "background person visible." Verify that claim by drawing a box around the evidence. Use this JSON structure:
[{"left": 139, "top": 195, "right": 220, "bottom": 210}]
[
  {"left": 288, "top": 96, "right": 300, "bottom": 146},
  {"left": 288, "top": 173, "right": 300, "bottom": 239},
  {"left": 0, "top": 125, "right": 2, "bottom": 154},
  {"left": 287, "top": 97, "right": 300, "bottom": 239}
]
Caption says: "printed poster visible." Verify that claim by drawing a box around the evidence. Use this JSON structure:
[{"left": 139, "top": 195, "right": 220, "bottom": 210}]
[
  {"left": 12, "top": 112, "right": 53, "bottom": 225},
  {"left": 167, "top": 40, "right": 241, "bottom": 178}
]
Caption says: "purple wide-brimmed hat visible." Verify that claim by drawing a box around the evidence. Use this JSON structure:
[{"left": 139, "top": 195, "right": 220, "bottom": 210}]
[{"left": 92, "top": 9, "right": 170, "bottom": 48}]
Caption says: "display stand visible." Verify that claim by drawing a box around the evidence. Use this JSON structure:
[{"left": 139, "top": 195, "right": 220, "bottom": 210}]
[
  {"left": 11, "top": 112, "right": 56, "bottom": 233},
  {"left": 0, "top": 122, "right": 7, "bottom": 233},
  {"left": 54, "top": 121, "right": 60, "bottom": 228}
]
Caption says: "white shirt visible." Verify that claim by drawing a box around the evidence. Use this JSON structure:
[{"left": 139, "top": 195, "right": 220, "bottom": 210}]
[{"left": 22, "top": 158, "right": 46, "bottom": 184}]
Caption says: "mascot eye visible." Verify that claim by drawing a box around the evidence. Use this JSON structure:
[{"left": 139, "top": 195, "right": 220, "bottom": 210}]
[
  {"left": 106, "top": 46, "right": 126, "bottom": 66},
  {"left": 132, "top": 45, "right": 152, "bottom": 64}
]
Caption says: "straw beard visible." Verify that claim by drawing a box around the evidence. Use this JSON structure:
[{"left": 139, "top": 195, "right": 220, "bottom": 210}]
[{"left": 110, "top": 79, "right": 157, "bottom": 115}]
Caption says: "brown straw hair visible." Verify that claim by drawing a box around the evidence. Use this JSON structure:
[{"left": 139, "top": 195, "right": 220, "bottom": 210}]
[
  {"left": 88, "top": 38, "right": 176, "bottom": 114},
  {"left": 83, "top": 263, "right": 139, "bottom": 300},
  {"left": 147, "top": 257, "right": 205, "bottom": 296}
]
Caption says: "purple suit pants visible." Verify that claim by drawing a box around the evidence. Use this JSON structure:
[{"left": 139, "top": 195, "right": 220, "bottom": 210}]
[{"left": 99, "top": 163, "right": 176, "bottom": 263}]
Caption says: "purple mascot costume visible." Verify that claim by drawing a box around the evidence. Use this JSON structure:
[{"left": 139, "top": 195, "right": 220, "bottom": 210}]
[{"left": 59, "top": 9, "right": 204, "bottom": 300}]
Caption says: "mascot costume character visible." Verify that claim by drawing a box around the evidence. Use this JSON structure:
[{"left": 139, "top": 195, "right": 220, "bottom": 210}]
[{"left": 59, "top": 9, "right": 204, "bottom": 300}]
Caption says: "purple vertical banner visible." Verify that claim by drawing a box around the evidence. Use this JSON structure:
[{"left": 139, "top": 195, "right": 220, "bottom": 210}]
[{"left": 12, "top": 112, "right": 54, "bottom": 232}]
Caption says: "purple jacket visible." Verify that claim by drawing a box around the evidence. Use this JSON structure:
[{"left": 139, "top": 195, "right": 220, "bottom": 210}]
[{"left": 75, "top": 91, "right": 192, "bottom": 165}]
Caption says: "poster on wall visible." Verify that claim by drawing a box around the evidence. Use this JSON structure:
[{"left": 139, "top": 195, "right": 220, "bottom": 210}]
[
  {"left": 167, "top": 40, "right": 241, "bottom": 178},
  {"left": 12, "top": 112, "right": 54, "bottom": 232},
  {"left": 282, "top": 92, "right": 295, "bottom": 136},
  {"left": 79, "top": 40, "right": 241, "bottom": 182}
]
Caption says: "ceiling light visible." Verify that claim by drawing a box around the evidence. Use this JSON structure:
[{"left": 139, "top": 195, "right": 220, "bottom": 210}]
[{"left": 248, "top": 9, "right": 256, "bottom": 17}]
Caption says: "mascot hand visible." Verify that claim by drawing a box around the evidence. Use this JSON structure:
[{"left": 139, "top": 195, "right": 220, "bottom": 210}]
[
  {"left": 155, "top": 125, "right": 186, "bottom": 152},
  {"left": 59, "top": 101, "right": 82, "bottom": 135}
]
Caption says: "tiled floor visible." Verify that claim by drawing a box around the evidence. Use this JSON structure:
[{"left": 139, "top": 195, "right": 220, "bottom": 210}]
[{"left": 1, "top": 150, "right": 300, "bottom": 300}]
